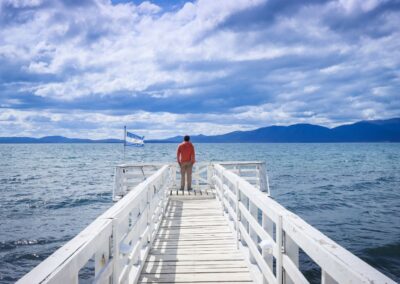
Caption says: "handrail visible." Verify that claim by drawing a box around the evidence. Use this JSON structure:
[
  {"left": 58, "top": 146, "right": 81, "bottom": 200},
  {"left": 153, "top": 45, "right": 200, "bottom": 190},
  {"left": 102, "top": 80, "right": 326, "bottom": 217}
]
[
  {"left": 213, "top": 163, "right": 395, "bottom": 284},
  {"left": 114, "top": 161, "right": 269, "bottom": 199},
  {"left": 18, "top": 165, "right": 171, "bottom": 284}
]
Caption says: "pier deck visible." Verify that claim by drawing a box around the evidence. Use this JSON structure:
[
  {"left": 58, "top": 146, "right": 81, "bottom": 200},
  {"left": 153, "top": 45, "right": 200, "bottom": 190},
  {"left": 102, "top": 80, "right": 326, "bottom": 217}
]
[
  {"left": 18, "top": 162, "right": 396, "bottom": 284},
  {"left": 139, "top": 193, "right": 253, "bottom": 283}
]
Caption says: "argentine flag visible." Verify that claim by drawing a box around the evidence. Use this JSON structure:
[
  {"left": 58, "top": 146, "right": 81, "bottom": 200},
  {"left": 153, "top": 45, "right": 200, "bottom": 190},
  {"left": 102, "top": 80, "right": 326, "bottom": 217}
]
[{"left": 126, "top": 131, "right": 145, "bottom": 147}]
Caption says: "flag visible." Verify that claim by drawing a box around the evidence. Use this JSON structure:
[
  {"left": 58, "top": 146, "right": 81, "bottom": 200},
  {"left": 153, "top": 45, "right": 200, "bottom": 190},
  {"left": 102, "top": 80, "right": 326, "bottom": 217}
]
[{"left": 125, "top": 131, "right": 144, "bottom": 147}]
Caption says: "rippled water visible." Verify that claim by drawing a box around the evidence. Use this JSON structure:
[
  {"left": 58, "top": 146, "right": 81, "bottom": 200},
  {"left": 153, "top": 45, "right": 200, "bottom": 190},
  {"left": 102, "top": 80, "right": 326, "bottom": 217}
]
[{"left": 0, "top": 143, "right": 399, "bottom": 282}]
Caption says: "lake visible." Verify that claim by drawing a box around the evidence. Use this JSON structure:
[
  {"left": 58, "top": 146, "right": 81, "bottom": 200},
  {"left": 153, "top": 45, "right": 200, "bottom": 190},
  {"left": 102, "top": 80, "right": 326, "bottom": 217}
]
[{"left": 0, "top": 143, "right": 399, "bottom": 282}]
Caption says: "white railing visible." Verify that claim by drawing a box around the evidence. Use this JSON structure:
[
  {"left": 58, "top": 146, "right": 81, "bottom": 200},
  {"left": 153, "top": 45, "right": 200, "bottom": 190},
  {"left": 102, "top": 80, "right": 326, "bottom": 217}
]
[
  {"left": 18, "top": 165, "right": 172, "bottom": 284},
  {"left": 219, "top": 161, "right": 270, "bottom": 194},
  {"left": 212, "top": 163, "right": 395, "bottom": 284},
  {"left": 114, "top": 161, "right": 269, "bottom": 199},
  {"left": 18, "top": 161, "right": 393, "bottom": 284},
  {"left": 113, "top": 163, "right": 165, "bottom": 200}
]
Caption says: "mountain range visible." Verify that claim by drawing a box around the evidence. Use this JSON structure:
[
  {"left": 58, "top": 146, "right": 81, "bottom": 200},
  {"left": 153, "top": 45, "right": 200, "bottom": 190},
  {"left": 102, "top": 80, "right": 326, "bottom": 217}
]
[{"left": 1, "top": 118, "right": 399, "bottom": 143}]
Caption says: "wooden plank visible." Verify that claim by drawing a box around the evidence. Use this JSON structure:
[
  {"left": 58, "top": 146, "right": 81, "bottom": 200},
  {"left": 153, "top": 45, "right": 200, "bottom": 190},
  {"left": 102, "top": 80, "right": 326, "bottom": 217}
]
[
  {"left": 158, "top": 224, "right": 228, "bottom": 229},
  {"left": 163, "top": 212, "right": 223, "bottom": 216},
  {"left": 139, "top": 272, "right": 253, "bottom": 283},
  {"left": 157, "top": 227, "right": 232, "bottom": 233},
  {"left": 140, "top": 194, "right": 254, "bottom": 283},
  {"left": 153, "top": 238, "right": 235, "bottom": 244},
  {"left": 150, "top": 249, "right": 240, "bottom": 255},
  {"left": 152, "top": 242, "right": 237, "bottom": 249},
  {"left": 160, "top": 219, "right": 226, "bottom": 224},
  {"left": 151, "top": 247, "right": 238, "bottom": 253},
  {"left": 152, "top": 239, "right": 235, "bottom": 244},
  {"left": 156, "top": 231, "right": 233, "bottom": 236},
  {"left": 146, "top": 254, "right": 244, "bottom": 262},
  {"left": 158, "top": 226, "right": 232, "bottom": 232},
  {"left": 145, "top": 260, "right": 248, "bottom": 266},
  {"left": 142, "top": 266, "right": 250, "bottom": 274},
  {"left": 154, "top": 236, "right": 235, "bottom": 242}
]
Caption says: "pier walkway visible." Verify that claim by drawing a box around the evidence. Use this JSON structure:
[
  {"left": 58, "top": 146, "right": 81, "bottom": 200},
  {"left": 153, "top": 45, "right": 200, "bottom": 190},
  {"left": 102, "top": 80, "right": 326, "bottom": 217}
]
[
  {"left": 18, "top": 162, "right": 396, "bottom": 284},
  {"left": 140, "top": 193, "right": 253, "bottom": 283}
]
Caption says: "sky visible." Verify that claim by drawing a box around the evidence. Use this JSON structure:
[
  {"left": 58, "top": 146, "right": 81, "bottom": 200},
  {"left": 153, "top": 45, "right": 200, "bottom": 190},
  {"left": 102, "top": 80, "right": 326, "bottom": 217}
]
[{"left": 0, "top": 0, "right": 399, "bottom": 139}]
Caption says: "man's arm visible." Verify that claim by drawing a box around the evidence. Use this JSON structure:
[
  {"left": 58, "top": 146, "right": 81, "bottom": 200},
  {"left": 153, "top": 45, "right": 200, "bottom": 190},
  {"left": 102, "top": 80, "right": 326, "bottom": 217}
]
[
  {"left": 177, "top": 146, "right": 181, "bottom": 166},
  {"left": 191, "top": 144, "right": 196, "bottom": 164}
]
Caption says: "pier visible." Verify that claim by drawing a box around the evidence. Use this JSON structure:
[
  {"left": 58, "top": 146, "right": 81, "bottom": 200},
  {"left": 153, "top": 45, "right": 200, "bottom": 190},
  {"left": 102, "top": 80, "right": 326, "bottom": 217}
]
[{"left": 18, "top": 162, "right": 395, "bottom": 284}]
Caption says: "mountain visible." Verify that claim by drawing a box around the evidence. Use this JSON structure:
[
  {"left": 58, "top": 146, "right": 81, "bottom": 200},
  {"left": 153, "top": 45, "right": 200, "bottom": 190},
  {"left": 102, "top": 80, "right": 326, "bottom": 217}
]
[
  {"left": 149, "top": 118, "right": 400, "bottom": 143},
  {"left": 1, "top": 118, "right": 399, "bottom": 143}
]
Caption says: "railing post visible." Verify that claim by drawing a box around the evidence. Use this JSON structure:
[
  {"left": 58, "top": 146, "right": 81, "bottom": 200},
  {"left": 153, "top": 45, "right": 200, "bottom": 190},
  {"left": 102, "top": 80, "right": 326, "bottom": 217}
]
[
  {"left": 259, "top": 162, "right": 268, "bottom": 193},
  {"left": 262, "top": 213, "right": 273, "bottom": 284},
  {"left": 112, "top": 219, "right": 120, "bottom": 284},
  {"left": 207, "top": 164, "right": 211, "bottom": 185},
  {"left": 322, "top": 270, "right": 338, "bottom": 284},
  {"left": 233, "top": 165, "right": 238, "bottom": 175},
  {"left": 147, "top": 185, "right": 151, "bottom": 244},
  {"left": 284, "top": 234, "right": 299, "bottom": 284},
  {"left": 235, "top": 181, "right": 240, "bottom": 249},
  {"left": 113, "top": 166, "right": 124, "bottom": 200},
  {"left": 196, "top": 165, "right": 200, "bottom": 191},
  {"left": 249, "top": 200, "right": 258, "bottom": 264},
  {"left": 277, "top": 215, "right": 283, "bottom": 284},
  {"left": 171, "top": 165, "right": 177, "bottom": 189},
  {"left": 207, "top": 164, "right": 213, "bottom": 194},
  {"left": 95, "top": 235, "right": 111, "bottom": 281},
  {"left": 221, "top": 169, "right": 227, "bottom": 214}
]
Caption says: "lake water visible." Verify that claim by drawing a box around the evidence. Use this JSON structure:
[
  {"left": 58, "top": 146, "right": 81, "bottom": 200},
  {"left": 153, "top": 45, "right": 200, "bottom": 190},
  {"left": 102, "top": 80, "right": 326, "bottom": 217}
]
[{"left": 0, "top": 143, "right": 399, "bottom": 282}]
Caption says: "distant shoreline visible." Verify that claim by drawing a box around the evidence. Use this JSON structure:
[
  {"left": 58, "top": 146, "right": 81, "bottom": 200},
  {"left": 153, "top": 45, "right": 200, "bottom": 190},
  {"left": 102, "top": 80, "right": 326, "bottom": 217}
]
[
  {"left": 1, "top": 117, "right": 399, "bottom": 143},
  {"left": 0, "top": 141, "right": 399, "bottom": 144}
]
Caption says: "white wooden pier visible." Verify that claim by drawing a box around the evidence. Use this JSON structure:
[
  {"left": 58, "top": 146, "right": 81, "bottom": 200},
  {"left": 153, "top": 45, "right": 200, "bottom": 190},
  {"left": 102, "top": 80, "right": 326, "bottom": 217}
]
[{"left": 18, "top": 162, "right": 396, "bottom": 284}]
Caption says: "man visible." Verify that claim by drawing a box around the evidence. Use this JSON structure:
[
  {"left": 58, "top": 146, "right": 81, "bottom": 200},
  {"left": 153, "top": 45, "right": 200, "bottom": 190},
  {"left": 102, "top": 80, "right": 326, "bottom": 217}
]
[{"left": 177, "top": 135, "right": 196, "bottom": 191}]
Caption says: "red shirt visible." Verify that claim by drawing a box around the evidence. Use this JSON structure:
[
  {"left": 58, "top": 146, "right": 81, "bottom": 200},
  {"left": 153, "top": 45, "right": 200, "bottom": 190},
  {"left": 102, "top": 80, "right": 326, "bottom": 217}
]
[{"left": 177, "top": 141, "right": 195, "bottom": 163}]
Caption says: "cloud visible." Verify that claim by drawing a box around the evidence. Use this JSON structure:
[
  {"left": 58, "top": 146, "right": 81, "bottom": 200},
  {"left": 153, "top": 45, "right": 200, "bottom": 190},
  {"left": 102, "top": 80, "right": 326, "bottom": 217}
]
[{"left": 0, "top": 0, "right": 399, "bottom": 138}]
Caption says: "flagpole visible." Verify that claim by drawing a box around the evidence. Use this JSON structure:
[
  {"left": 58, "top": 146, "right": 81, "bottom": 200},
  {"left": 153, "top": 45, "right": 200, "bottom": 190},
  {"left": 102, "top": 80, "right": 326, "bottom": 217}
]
[{"left": 123, "top": 125, "right": 126, "bottom": 162}]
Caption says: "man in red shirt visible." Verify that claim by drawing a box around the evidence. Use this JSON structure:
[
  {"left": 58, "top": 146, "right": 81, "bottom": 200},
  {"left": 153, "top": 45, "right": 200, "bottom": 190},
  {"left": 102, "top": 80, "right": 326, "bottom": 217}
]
[{"left": 177, "top": 135, "right": 196, "bottom": 191}]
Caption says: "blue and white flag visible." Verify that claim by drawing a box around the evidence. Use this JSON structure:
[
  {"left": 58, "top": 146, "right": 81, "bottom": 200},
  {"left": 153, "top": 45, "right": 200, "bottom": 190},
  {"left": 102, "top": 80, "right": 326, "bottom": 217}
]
[{"left": 125, "top": 131, "right": 144, "bottom": 147}]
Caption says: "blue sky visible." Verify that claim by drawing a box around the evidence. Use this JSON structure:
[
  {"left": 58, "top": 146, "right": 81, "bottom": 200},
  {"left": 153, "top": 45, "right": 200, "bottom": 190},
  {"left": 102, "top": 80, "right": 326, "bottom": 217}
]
[{"left": 0, "top": 0, "right": 399, "bottom": 139}]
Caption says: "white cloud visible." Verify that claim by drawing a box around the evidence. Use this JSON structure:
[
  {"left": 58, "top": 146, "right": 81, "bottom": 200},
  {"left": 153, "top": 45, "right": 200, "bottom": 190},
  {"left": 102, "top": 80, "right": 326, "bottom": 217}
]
[
  {"left": 137, "top": 1, "right": 161, "bottom": 14},
  {"left": 303, "top": 85, "right": 320, "bottom": 94},
  {"left": 0, "top": 0, "right": 399, "bottom": 138},
  {"left": 4, "top": 0, "right": 43, "bottom": 8},
  {"left": 338, "top": 0, "right": 385, "bottom": 13}
]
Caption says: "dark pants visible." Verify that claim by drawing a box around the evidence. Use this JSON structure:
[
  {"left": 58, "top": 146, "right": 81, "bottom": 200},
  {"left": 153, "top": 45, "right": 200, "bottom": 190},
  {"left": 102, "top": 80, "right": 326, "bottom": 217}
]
[{"left": 180, "top": 162, "right": 193, "bottom": 190}]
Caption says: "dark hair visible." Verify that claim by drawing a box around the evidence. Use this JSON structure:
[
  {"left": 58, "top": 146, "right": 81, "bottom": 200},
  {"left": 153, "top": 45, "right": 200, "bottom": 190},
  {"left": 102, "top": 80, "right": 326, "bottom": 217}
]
[{"left": 184, "top": 135, "right": 190, "bottom": 141}]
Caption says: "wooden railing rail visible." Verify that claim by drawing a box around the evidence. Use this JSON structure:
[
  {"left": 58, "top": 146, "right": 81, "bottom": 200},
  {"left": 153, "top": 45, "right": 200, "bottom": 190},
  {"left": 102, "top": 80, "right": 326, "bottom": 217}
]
[
  {"left": 212, "top": 163, "right": 395, "bottom": 284},
  {"left": 18, "top": 165, "right": 171, "bottom": 284},
  {"left": 114, "top": 161, "right": 269, "bottom": 199}
]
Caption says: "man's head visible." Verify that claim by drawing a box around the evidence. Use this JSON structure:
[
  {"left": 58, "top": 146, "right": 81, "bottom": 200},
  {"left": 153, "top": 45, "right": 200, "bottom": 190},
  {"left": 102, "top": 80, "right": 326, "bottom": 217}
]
[{"left": 184, "top": 135, "right": 190, "bottom": 142}]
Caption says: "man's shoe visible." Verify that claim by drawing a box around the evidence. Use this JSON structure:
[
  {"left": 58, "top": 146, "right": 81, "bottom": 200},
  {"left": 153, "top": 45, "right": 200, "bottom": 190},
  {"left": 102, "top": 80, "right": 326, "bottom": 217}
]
[
  {"left": 188, "top": 187, "right": 193, "bottom": 191},
  {"left": 179, "top": 188, "right": 184, "bottom": 191}
]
